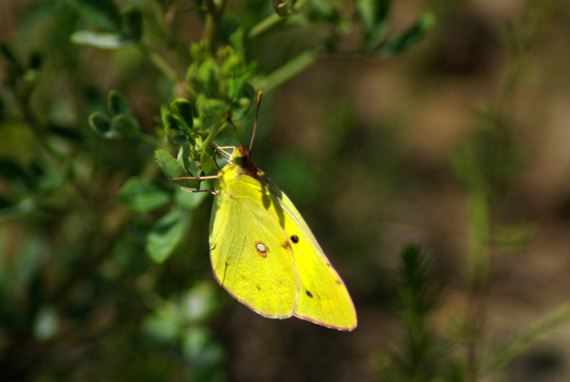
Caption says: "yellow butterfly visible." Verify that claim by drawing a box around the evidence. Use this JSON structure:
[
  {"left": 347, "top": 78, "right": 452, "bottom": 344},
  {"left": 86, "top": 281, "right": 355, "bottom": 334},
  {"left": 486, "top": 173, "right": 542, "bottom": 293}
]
[{"left": 184, "top": 92, "right": 357, "bottom": 330}]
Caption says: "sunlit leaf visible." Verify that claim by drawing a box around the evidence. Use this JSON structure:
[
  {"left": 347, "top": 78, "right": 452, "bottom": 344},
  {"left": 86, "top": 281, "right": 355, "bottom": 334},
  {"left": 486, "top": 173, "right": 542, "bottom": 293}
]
[
  {"left": 70, "top": 30, "right": 133, "bottom": 49},
  {"left": 155, "top": 150, "right": 200, "bottom": 189}
]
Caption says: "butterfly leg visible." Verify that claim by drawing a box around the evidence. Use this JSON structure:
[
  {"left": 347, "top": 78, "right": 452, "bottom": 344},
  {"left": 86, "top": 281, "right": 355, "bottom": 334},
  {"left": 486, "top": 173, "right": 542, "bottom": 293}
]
[
  {"left": 179, "top": 188, "right": 218, "bottom": 195},
  {"left": 172, "top": 174, "right": 221, "bottom": 195},
  {"left": 213, "top": 143, "right": 236, "bottom": 159}
]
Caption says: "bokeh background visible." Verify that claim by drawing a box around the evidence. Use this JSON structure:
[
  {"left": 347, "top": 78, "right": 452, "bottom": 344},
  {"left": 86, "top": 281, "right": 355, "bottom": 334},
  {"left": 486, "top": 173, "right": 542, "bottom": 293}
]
[{"left": 2, "top": 0, "right": 570, "bottom": 381}]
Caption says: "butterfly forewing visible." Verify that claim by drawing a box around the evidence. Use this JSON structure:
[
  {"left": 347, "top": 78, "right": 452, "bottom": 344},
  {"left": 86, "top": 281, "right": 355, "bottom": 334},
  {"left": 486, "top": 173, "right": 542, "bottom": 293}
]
[{"left": 209, "top": 165, "right": 299, "bottom": 318}]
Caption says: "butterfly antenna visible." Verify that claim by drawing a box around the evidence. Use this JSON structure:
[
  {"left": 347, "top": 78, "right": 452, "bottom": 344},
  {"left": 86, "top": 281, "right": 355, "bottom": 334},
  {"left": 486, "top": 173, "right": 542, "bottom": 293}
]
[
  {"left": 249, "top": 91, "right": 263, "bottom": 151},
  {"left": 225, "top": 115, "right": 245, "bottom": 148}
]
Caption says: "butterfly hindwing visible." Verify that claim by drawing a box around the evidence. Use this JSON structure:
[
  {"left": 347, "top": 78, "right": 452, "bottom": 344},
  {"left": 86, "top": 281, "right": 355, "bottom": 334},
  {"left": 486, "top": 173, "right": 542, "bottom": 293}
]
[{"left": 210, "top": 166, "right": 299, "bottom": 318}]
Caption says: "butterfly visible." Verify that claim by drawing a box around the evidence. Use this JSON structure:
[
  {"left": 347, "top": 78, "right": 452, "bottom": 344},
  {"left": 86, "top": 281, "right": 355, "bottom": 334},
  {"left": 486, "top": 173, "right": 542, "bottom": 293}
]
[{"left": 181, "top": 92, "right": 357, "bottom": 330}]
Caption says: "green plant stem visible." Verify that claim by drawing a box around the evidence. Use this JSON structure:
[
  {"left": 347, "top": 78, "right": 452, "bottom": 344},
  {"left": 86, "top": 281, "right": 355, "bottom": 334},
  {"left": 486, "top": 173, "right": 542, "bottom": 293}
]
[
  {"left": 248, "top": 0, "right": 309, "bottom": 39},
  {"left": 248, "top": 14, "right": 285, "bottom": 39},
  {"left": 201, "top": 118, "right": 222, "bottom": 151},
  {"left": 256, "top": 47, "right": 323, "bottom": 92},
  {"left": 203, "top": 0, "right": 227, "bottom": 52}
]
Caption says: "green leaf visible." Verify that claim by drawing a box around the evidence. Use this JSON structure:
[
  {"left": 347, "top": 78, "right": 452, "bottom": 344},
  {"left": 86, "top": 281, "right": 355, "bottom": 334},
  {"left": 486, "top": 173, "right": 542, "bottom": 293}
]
[
  {"left": 226, "top": 62, "right": 257, "bottom": 100},
  {"left": 358, "top": 0, "right": 391, "bottom": 40},
  {"left": 121, "top": 6, "right": 143, "bottom": 41},
  {"left": 107, "top": 90, "right": 131, "bottom": 117},
  {"left": 155, "top": 150, "right": 187, "bottom": 178},
  {"left": 70, "top": 30, "right": 133, "bottom": 49},
  {"left": 146, "top": 209, "right": 186, "bottom": 263},
  {"left": 195, "top": 58, "right": 220, "bottom": 86},
  {"left": 170, "top": 98, "right": 194, "bottom": 132},
  {"left": 305, "top": 0, "right": 339, "bottom": 22},
  {"left": 197, "top": 96, "right": 227, "bottom": 118},
  {"left": 110, "top": 115, "right": 139, "bottom": 137},
  {"left": 229, "top": 28, "right": 245, "bottom": 52},
  {"left": 178, "top": 145, "right": 200, "bottom": 177},
  {"left": 172, "top": 135, "right": 189, "bottom": 146},
  {"left": 200, "top": 150, "right": 215, "bottom": 176},
  {"left": 66, "top": 0, "right": 122, "bottom": 30},
  {"left": 359, "top": 0, "right": 392, "bottom": 49},
  {"left": 155, "top": 150, "right": 200, "bottom": 189},
  {"left": 162, "top": 110, "right": 180, "bottom": 131},
  {"left": 118, "top": 177, "right": 171, "bottom": 212},
  {"left": 88, "top": 111, "right": 113, "bottom": 137},
  {"left": 376, "top": 13, "right": 436, "bottom": 57}
]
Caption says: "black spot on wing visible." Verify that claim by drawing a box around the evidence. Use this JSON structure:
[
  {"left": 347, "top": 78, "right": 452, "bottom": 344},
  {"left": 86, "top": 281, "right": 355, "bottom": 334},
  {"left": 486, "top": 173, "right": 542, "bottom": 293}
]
[
  {"left": 290, "top": 235, "right": 299, "bottom": 243},
  {"left": 306, "top": 290, "right": 313, "bottom": 298}
]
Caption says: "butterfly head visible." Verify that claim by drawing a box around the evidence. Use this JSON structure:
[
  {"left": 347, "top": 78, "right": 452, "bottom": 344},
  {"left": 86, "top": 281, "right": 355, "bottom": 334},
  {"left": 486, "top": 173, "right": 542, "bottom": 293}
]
[
  {"left": 226, "top": 91, "right": 263, "bottom": 179},
  {"left": 231, "top": 145, "right": 257, "bottom": 178}
]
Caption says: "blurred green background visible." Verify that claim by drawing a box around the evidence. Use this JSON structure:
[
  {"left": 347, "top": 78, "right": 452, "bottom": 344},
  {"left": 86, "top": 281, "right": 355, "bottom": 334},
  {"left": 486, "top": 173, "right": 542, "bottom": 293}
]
[{"left": 2, "top": 0, "right": 570, "bottom": 381}]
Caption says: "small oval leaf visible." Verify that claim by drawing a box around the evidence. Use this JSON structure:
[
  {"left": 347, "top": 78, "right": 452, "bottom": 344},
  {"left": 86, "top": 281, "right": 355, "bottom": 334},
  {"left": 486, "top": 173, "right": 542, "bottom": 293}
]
[
  {"left": 107, "top": 90, "right": 131, "bottom": 117},
  {"left": 88, "top": 112, "right": 113, "bottom": 137},
  {"left": 111, "top": 115, "right": 139, "bottom": 137}
]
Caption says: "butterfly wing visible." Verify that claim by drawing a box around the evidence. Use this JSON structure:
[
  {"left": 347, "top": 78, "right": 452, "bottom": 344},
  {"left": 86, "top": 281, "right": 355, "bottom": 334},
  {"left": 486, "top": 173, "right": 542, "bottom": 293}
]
[
  {"left": 261, "top": 176, "right": 358, "bottom": 331},
  {"left": 209, "top": 166, "right": 299, "bottom": 318}
]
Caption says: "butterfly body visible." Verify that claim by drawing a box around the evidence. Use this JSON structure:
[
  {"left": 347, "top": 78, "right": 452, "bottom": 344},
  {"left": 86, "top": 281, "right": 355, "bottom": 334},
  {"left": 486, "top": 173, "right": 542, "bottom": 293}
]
[{"left": 209, "top": 146, "right": 357, "bottom": 330}]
